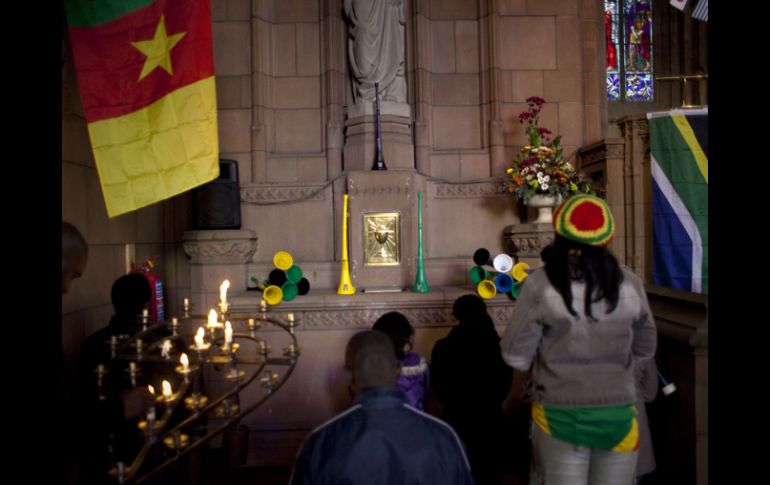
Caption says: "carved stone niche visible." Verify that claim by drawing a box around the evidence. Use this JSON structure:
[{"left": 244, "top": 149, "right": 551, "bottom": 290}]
[
  {"left": 503, "top": 223, "right": 554, "bottom": 259},
  {"left": 183, "top": 230, "right": 258, "bottom": 264}
]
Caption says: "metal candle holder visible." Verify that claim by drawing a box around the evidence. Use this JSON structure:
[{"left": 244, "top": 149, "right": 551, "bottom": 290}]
[{"left": 95, "top": 296, "right": 301, "bottom": 484}]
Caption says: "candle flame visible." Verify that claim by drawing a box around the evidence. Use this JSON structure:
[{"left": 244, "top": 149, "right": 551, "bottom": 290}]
[
  {"left": 208, "top": 309, "right": 217, "bottom": 327},
  {"left": 195, "top": 327, "right": 206, "bottom": 348},
  {"left": 148, "top": 385, "right": 155, "bottom": 395},
  {"left": 220, "top": 280, "right": 230, "bottom": 303},
  {"left": 162, "top": 380, "right": 172, "bottom": 397},
  {"left": 180, "top": 353, "right": 189, "bottom": 368},
  {"left": 225, "top": 321, "right": 233, "bottom": 345}
]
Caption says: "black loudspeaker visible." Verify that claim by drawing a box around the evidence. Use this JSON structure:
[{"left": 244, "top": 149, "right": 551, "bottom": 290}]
[{"left": 192, "top": 159, "right": 241, "bottom": 229}]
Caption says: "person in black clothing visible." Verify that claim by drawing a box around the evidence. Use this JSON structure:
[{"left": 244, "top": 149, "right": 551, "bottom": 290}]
[
  {"left": 72, "top": 273, "right": 152, "bottom": 485},
  {"left": 431, "top": 294, "right": 514, "bottom": 485}
]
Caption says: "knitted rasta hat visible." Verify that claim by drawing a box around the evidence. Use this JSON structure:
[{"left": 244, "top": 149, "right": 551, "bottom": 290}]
[{"left": 552, "top": 194, "right": 615, "bottom": 246}]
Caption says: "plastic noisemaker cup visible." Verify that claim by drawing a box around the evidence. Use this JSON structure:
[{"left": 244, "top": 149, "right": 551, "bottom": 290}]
[
  {"left": 477, "top": 280, "right": 497, "bottom": 299},
  {"left": 281, "top": 282, "right": 299, "bottom": 301},
  {"left": 286, "top": 265, "right": 303, "bottom": 283},
  {"left": 273, "top": 251, "right": 294, "bottom": 271}
]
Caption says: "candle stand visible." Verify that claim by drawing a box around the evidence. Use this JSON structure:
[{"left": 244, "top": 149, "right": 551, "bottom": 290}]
[{"left": 94, "top": 302, "right": 301, "bottom": 484}]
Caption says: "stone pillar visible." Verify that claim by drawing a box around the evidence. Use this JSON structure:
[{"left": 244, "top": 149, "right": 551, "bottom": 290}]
[
  {"left": 502, "top": 222, "right": 553, "bottom": 268},
  {"left": 618, "top": 115, "right": 652, "bottom": 282},
  {"left": 182, "top": 230, "right": 258, "bottom": 311},
  {"left": 691, "top": 310, "right": 708, "bottom": 485},
  {"left": 578, "top": 138, "right": 626, "bottom": 263},
  {"left": 344, "top": 104, "right": 414, "bottom": 170}
]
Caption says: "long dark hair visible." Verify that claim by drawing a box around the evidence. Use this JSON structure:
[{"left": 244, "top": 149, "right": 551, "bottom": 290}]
[
  {"left": 373, "top": 312, "right": 414, "bottom": 360},
  {"left": 541, "top": 234, "right": 623, "bottom": 320}
]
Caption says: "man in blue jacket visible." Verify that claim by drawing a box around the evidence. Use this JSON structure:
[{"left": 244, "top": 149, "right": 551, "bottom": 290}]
[{"left": 290, "top": 330, "right": 475, "bottom": 485}]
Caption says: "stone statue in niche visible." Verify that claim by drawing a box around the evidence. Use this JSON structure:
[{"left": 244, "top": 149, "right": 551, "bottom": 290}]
[{"left": 344, "top": 0, "right": 407, "bottom": 113}]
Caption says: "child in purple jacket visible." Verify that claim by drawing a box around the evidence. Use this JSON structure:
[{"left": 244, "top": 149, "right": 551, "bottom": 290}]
[{"left": 373, "top": 312, "right": 430, "bottom": 410}]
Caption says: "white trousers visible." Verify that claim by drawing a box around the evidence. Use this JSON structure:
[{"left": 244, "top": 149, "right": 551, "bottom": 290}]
[{"left": 530, "top": 424, "right": 638, "bottom": 485}]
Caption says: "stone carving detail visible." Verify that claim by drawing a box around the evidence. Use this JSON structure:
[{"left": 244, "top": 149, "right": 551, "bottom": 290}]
[
  {"left": 434, "top": 182, "right": 506, "bottom": 199},
  {"left": 579, "top": 143, "right": 624, "bottom": 167},
  {"left": 606, "top": 144, "right": 624, "bottom": 158},
  {"left": 183, "top": 240, "right": 257, "bottom": 264},
  {"left": 488, "top": 306, "right": 515, "bottom": 326},
  {"left": 231, "top": 305, "right": 514, "bottom": 331},
  {"left": 504, "top": 225, "right": 554, "bottom": 258},
  {"left": 348, "top": 185, "right": 411, "bottom": 197},
  {"left": 241, "top": 186, "right": 326, "bottom": 204},
  {"left": 579, "top": 146, "right": 607, "bottom": 165}
]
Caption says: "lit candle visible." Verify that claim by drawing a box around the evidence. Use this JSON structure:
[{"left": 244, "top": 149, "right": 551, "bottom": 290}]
[
  {"left": 144, "top": 391, "right": 156, "bottom": 423},
  {"left": 180, "top": 353, "right": 189, "bottom": 372},
  {"left": 287, "top": 313, "right": 295, "bottom": 323},
  {"left": 183, "top": 298, "right": 190, "bottom": 310},
  {"left": 220, "top": 280, "right": 230, "bottom": 311},
  {"left": 224, "top": 321, "right": 233, "bottom": 349},
  {"left": 162, "top": 380, "right": 172, "bottom": 399},
  {"left": 207, "top": 309, "right": 218, "bottom": 329},
  {"left": 247, "top": 318, "right": 256, "bottom": 331},
  {"left": 259, "top": 299, "right": 267, "bottom": 312},
  {"left": 195, "top": 327, "right": 206, "bottom": 349},
  {"left": 142, "top": 309, "right": 149, "bottom": 328}
]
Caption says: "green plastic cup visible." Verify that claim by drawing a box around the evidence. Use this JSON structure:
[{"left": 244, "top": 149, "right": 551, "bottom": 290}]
[
  {"left": 286, "top": 265, "right": 303, "bottom": 283},
  {"left": 281, "top": 282, "right": 299, "bottom": 301},
  {"left": 470, "top": 266, "right": 487, "bottom": 284}
]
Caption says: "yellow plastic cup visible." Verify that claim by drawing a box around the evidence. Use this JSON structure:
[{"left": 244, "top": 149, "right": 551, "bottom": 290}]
[
  {"left": 477, "top": 280, "right": 497, "bottom": 299},
  {"left": 263, "top": 285, "right": 284, "bottom": 305},
  {"left": 512, "top": 262, "right": 530, "bottom": 282},
  {"left": 273, "top": 251, "right": 294, "bottom": 270}
]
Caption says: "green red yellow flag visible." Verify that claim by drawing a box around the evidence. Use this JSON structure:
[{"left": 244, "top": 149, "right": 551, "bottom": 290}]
[{"left": 65, "top": 0, "right": 219, "bottom": 217}]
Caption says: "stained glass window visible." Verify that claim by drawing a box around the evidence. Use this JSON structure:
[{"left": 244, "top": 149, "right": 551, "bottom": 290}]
[{"left": 605, "top": 0, "right": 653, "bottom": 102}]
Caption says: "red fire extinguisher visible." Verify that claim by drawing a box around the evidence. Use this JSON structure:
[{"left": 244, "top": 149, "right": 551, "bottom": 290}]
[{"left": 135, "top": 257, "right": 165, "bottom": 324}]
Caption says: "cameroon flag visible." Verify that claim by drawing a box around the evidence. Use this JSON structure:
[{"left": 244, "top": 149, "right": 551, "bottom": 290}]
[
  {"left": 65, "top": 0, "right": 219, "bottom": 217},
  {"left": 648, "top": 109, "right": 708, "bottom": 294}
]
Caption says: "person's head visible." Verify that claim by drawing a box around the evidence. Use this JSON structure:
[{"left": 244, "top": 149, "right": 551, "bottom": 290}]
[
  {"left": 62, "top": 221, "right": 88, "bottom": 294},
  {"left": 372, "top": 311, "right": 414, "bottom": 360},
  {"left": 543, "top": 194, "right": 622, "bottom": 320},
  {"left": 452, "top": 294, "right": 499, "bottom": 339},
  {"left": 111, "top": 273, "right": 152, "bottom": 317},
  {"left": 345, "top": 330, "right": 400, "bottom": 393},
  {"left": 453, "top": 294, "right": 488, "bottom": 323}
]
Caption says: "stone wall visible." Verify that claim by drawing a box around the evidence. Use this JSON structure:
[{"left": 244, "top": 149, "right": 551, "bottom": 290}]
[{"left": 207, "top": 0, "right": 608, "bottom": 301}]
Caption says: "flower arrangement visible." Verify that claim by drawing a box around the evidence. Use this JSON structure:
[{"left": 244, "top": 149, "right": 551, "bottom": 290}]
[{"left": 499, "top": 97, "right": 592, "bottom": 203}]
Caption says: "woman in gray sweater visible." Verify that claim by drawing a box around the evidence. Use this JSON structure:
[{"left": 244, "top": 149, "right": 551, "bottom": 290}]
[{"left": 501, "top": 194, "right": 657, "bottom": 485}]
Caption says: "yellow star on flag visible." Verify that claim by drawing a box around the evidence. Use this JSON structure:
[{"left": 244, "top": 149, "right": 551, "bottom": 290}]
[{"left": 131, "top": 15, "right": 186, "bottom": 81}]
